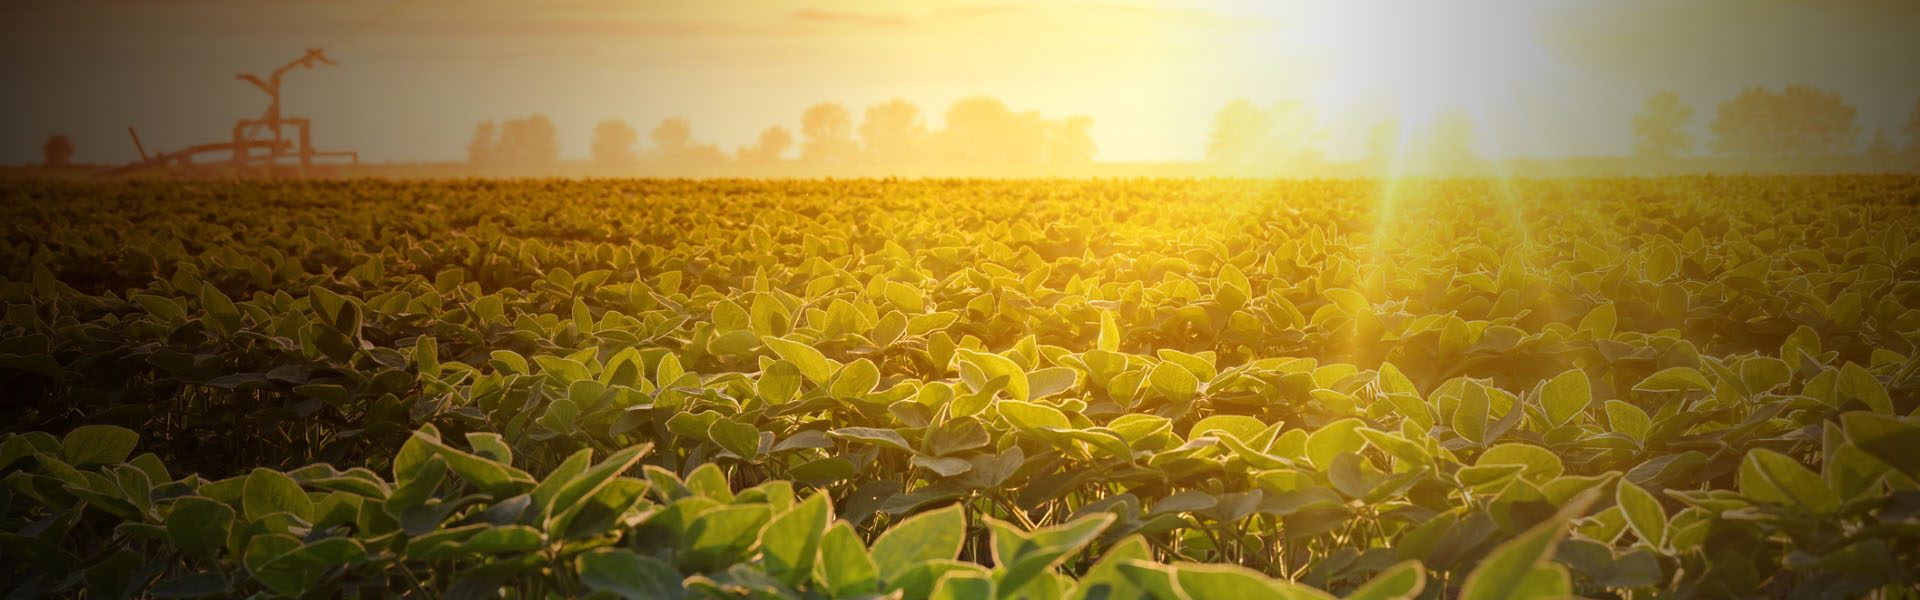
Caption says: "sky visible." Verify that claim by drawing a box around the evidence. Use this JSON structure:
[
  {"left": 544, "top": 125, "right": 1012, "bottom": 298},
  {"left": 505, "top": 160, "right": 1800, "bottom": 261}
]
[{"left": 2, "top": 0, "right": 1917, "bottom": 166}]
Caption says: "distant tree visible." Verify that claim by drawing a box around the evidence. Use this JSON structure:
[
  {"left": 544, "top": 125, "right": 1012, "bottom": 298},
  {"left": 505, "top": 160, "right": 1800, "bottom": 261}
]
[
  {"left": 1710, "top": 85, "right": 1858, "bottom": 158},
  {"left": 1206, "top": 99, "right": 1266, "bottom": 162},
  {"left": 800, "top": 103, "right": 857, "bottom": 164},
  {"left": 1205, "top": 99, "right": 1325, "bottom": 169},
  {"left": 467, "top": 122, "right": 498, "bottom": 164},
  {"left": 651, "top": 118, "right": 692, "bottom": 156},
  {"left": 496, "top": 115, "right": 559, "bottom": 164},
  {"left": 859, "top": 99, "right": 925, "bottom": 163},
  {"left": 1867, "top": 130, "right": 1895, "bottom": 158},
  {"left": 1422, "top": 110, "right": 1478, "bottom": 171},
  {"left": 1366, "top": 120, "right": 1402, "bottom": 165},
  {"left": 641, "top": 118, "right": 727, "bottom": 167},
  {"left": 1632, "top": 92, "right": 1693, "bottom": 160},
  {"left": 1044, "top": 115, "right": 1096, "bottom": 164},
  {"left": 737, "top": 126, "right": 793, "bottom": 164},
  {"left": 41, "top": 135, "right": 75, "bottom": 168},
  {"left": 590, "top": 119, "right": 638, "bottom": 165},
  {"left": 1905, "top": 99, "right": 1920, "bottom": 155}
]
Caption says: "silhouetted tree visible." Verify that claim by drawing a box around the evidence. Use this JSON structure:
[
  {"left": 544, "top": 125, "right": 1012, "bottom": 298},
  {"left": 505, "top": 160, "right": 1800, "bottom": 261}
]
[
  {"left": 467, "top": 122, "right": 498, "bottom": 164},
  {"left": 1710, "top": 85, "right": 1858, "bottom": 158},
  {"left": 1867, "top": 131, "right": 1895, "bottom": 158},
  {"left": 591, "top": 119, "right": 638, "bottom": 165},
  {"left": 941, "top": 97, "right": 1050, "bottom": 165},
  {"left": 490, "top": 115, "right": 559, "bottom": 164},
  {"left": 1207, "top": 99, "right": 1266, "bottom": 162},
  {"left": 651, "top": 118, "right": 692, "bottom": 156},
  {"left": 642, "top": 118, "right": 727, "bottom": 166},
  {"left": 1044, "top": 116, "right": 1096, "bottom": 164},
  {"left": 1904, "top": 99, "right": 1920, "bottom": 155},
  {"left": 737, "top": 126, "right": 793, "bottom": 164},
  {"left": 41, "top": 135, "right": 75, "bottom": 168},
  {"left": 1422, "top": 110, "right": 1478, "bottom": 171},
  {"left": 1632, "top": 92, "right": 1693, "bottom": 160},
  {"left": 859, "top": 99, "right": 925, "bottom": 163},
  {"left": 800, "top": 103, "right": 857, "bottom": 164},
  {"left": 1205, "top": 99, "right": 1325, "bottom": 169}
]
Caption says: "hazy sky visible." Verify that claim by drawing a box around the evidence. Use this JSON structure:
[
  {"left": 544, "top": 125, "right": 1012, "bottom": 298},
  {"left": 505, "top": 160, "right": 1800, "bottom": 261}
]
[{"left": 2, "top": 0, "right": 1917, "bottom": 165}]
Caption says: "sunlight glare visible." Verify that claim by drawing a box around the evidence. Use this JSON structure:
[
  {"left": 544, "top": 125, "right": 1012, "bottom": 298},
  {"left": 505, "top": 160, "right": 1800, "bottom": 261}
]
[{"left": 1298, "top": 0, "right": 1575, "bottom": 131}]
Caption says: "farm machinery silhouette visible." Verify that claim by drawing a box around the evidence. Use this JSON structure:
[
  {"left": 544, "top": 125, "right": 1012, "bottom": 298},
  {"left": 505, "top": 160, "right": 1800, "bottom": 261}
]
[{"left": 109, "top": 49, "right": 359, "bottom": 177}]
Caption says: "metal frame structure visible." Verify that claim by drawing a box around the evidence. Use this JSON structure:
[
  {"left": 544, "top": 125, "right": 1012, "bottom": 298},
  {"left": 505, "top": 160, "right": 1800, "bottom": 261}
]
[{"left": 109, "top": 49, "right": 359, "bottom": 176}]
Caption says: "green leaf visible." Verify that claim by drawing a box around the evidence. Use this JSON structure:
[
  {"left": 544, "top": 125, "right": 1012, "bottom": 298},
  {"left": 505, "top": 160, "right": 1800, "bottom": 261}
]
[
  {"left": 932, "top": 571, "right": 997, "bottom": 600},
  {"left": 959, "top": 349, "right": 1031, "bottom": 401},
  {"left": 1148, "top": 360, "right": 1199, "bottom": 403},
  {"left": 1739, "top": 448, "right": 1839, "bottom": 515},
  {"left": 685, "top": 463, "right": 733, "bottom": 502},
  {"left": 543, "top": 444, "right": 652, "bottom": 523},
  {"left": 243, "top": 468, "right": 312, "bottom": 522},
  {"left": 1837, "top": 362, "right": 1893, "bottom": 414},
  {"left": 165, "top": 496, "right": 235, "bottom": 562},
  {"left": 1189, "top": 415, "right": 1268, "bottom": 444},
  {"left": 1540, "top": 369, "right": 1591, "bottom": 427},
  {"left": 1344, "top": 560, "right": 1425, "bottom": 600},
  {"left": 818, "top": 522, "right": 879, "bottom": 598},
  {"left": 1175, "top": 563, "right": 1334, "bottom": 600},
  {"left": 413, "top": 432, "right": 536, "bottom": 496},
  {"left": 1476, "top": 443, "right": 1564, "bottom": 482},
  {"left": 460, "top": 525, "right": 543, "bottom": 554},
  {"left": 914, "top": 455, "right": 974, "bottom": 477},
  {"left": 1116, "top": 560, "right": 1180, "bottom": 599},
  {"left": 538, "top": 398, "right": 580, "bottom": 435},
  {"left": 683, "top": 504, "right": 773, "bottom": 572},
  {"left": 1509, "top": 564, "right": 1572, "bottom": 600},
  {"left": 1616, "top": 480, "right": 1666, "bottom": 548},
  {"left": 1578, "top": 303, "right": 1616, "bottom": 337},
  {"left": 1097, "top": 310, "right": 1121, "bottom": 352},
  {"left": 1453, "top": 383, "right": 1490, "bottom": 445},
  {"left": 1029, "top": 367, "right": 1078, "bottom": 400},
  {"left": 134, "top": 293, "right": 187, "bottom": 322},
  {"left": 830, "top": 358, "right": 881, "bottom": 400},
  {"left": 578, "top": 548, "right": 686, "bottom": 600},
  {"left": 758, "top": 360, "right": 804, "bottom": 404},
  {"left": 764, "top": 336, "right": 835, "bottom": 385},
  {"left": 830, "top": 427, "right": 915, "bottom": 453},
  {"left": 1604, "top": 400, "right": 1650, "bottom": 443},
  {"left": 708, "top": 418, "right": 764, "bottom": 460},
  {"left": 986, "top": 513, "right": 1115, "bottom": 596},
  {"left": 926, "top": 417, "right": 991, "bottom": 456},
  {"left": 1458, "top": 489, "right": 1599, "bottom": 600},
  {"left": 759, "top": 493, "right": 831, "bottom": 588},
  {"left": 885, "top": 281, "right": 926, "bottom": 313},
  {"left": 1633, "top": 367, "right": 1711, "bottom": 393},
  {"left": 1000, "top": 400, "right": 1071, "bottom": 430},
  {"left": 61, "top": 425, "right": 139, "bottom": 467},
  {"left": 1069, "top": 536, "right": 1152, "bottom": 600},
  {"left": 1842, "top": 412, "right": 1920, "bottom": 480},
  {"left": 1307, "top": 418, "right": 1365, "bottom": 471},
  {"left": 789, "top": 457, "right": 858, "bottom": 485},
  {"left": 531, "top": 449, "right": 592, "bottom": 513},
  {"left": 872, "top": 503, "right": 967, "bottom": 584}
]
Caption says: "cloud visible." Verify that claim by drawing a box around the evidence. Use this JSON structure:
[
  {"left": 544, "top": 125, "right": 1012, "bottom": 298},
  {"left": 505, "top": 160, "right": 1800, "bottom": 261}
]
[{"left": 791, "top": 9, "right": 913, "bottom": 28}]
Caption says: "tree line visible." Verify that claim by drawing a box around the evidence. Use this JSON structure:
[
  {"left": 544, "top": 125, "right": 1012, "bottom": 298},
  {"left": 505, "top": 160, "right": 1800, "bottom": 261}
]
[
  {"left": 1632, "top": 85, "right": 1907, "bottom": 161},
  {"left": 28, "top": 88, "right": 1920, "bottom": 169},
  {"left": 465, "top": 96, "right": 1096, "bottom": 169},
  {"left": 1204, "top": 86, "right": 1920, "bottom": 170}
]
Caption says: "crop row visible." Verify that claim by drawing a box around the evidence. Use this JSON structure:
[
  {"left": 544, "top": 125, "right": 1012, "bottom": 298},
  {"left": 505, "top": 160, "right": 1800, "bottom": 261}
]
[{"left": 1, "top": 178, "right": 1917, "bottom": 598}]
